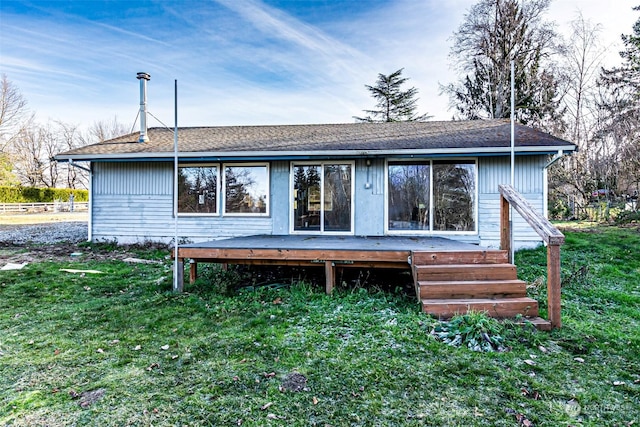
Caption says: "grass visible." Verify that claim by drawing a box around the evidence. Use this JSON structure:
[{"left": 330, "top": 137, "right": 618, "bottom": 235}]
[
  {"left": 0, "top": 211, "right": 87, "bottom": 225},
  {"left": 1, "top": 226, "right": 639, "bottom": 426}
]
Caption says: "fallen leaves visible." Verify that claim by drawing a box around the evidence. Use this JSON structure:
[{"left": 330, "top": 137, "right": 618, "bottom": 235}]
[
  {"left": 146, "top": 362, "right": 160, "bottom": 371},
  {"left": 266, "top": 413, "right": 285, "bottom": 420},
  {"left": 521, "top": 388, "right": 541, "bottom": 400},
  {"left": 506, "top": 408, "right": 534, "bottom": 427}
]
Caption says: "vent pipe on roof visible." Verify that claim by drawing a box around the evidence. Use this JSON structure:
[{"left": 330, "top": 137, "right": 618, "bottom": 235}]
[{"left": 137, "top": 72, "right": 151, "bottom": 143}]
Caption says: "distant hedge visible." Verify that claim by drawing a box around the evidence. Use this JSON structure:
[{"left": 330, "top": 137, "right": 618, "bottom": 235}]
[{"left": 0, "top": 186, "right": 89, "bottom": 203}]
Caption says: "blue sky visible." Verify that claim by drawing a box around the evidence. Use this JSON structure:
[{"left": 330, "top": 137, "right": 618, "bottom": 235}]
[{"left": 0, "top": 0, "right": 637, "bottom": 130}]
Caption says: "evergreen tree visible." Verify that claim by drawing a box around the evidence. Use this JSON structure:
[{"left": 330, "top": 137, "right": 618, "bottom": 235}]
[
  {"left": 597, "top": 6, "right": 640, "bottom": 197},
  {"left": 355, "top": 69, "right": 431, "bottom": 122}
]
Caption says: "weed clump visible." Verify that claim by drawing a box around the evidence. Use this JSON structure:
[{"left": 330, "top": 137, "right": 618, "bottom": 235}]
[{"left": 432, "top": 311, "right": 506, "bottom": 352}]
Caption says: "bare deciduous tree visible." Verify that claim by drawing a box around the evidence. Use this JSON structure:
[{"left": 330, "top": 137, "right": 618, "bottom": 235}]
[
  {"left": 442, "top": 0, "right": 563, "bottom": 129},
  {"left": 0, "top": 75, "right": 32, "bottom": 185},
  {"left": 548, "top": 14, "right": 608, "bottom": 218}
]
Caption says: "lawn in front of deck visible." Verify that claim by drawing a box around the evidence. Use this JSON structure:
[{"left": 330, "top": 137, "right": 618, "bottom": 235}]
[{"left": 0, "top": 226, "right": 638, "bottom": 426}]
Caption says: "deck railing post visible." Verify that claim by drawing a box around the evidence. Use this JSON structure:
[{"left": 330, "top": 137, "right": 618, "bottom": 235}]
[
  {"left": 500, "top": 193, "right": 512, "bottom": 262},
  {"left": 499, "top": 184, "right": 564, "bottom": 329},
  {"left": 547, "top": 244, "right": 562, "bottom": 329}
]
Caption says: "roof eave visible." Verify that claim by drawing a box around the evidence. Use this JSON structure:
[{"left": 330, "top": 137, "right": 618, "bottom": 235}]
[{"left": 55, "top": 144, "right": 577, "bottom": 162}]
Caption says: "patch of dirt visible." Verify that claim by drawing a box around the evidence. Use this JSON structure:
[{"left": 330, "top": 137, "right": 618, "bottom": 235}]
[
  {"left": 70, "top": 388, "right": 106, "bottom": 408},
  {"left": 281, "top": 372, "right": 308, "bottom": 392},
  {"left": 0, "top": 241, "right": 170, "bottom": 265}
]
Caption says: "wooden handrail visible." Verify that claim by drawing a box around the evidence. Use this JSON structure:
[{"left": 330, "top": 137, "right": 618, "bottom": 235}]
[{"left": 499, "top": 184, "right": 564, "bottom": 329}]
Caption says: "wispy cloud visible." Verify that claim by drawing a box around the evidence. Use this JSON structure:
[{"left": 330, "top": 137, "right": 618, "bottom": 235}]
[{"left": 0, "top": 0, "right": 635, "bottom": 128}]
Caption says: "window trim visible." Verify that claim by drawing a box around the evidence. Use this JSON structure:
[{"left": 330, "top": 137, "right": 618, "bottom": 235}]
[
  {"left": 289, "top": 161, "right": 355, "bottom": 235},
  {"left": 384, "top": 158, "right": 478, "bottom": 236},
  {"left": 222, "top": 162, "right": 270, "bottom": 217},
  {"left": 176, "top": 163, "right": 221, "bottom": 217}
]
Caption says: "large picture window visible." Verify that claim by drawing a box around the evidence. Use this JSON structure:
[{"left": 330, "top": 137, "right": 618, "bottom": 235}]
[
  {"left": 224, "top": 164, "right": 269, "bottom": 215},
  {"left": 387, "top": 160, "right": 476, "bottom": 233},
  {"left": 292, "top": 163, "right": 353, "bottom": 233},
  {"left": 177, "top": 165, "right": 218, "bottom": 214}
]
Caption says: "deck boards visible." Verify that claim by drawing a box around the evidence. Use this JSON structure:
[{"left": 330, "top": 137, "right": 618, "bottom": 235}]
[{"left": 179, "top": 235, "right": 483, "bottom": 252}]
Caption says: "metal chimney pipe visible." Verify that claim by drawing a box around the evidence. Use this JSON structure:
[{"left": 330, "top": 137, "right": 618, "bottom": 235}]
[{"left": 137, "top": 72, "right": 151, "bottom": 142}]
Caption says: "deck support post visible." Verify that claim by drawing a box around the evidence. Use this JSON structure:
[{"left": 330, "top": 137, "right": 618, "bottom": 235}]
[
  {"left": 325, "top": 261, "right": 335, "bottom": 294},
  {"left": 547, "top": 244, "right": 562, "bottom": 329},
  {"left": 500, "top": 193, "right": 511, "bottom": 262},
  {"left": 175, "top": 257, "right": 184, "bottom": 292},
  {"left": 189, "top": 260, "right": 197, "bottom": 284}
]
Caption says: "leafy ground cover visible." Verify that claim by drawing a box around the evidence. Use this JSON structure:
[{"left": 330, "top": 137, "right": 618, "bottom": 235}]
[{"left": 0, "top": 226, "right": 638, "bottom": 426}]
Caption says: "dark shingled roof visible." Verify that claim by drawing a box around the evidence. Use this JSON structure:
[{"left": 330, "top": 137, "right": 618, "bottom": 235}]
[{"left": 56, "top": 120, "right": 575, "bottom": 160}]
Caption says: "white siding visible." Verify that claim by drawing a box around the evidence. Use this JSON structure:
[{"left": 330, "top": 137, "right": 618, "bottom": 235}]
[
  {"left": 90, "top": 156, "right": 550, "bottom": 249},
  {"left": 91, "top": 162, "right": 272, "bottom": 244},
  {"left": 478, "top": 156, "right": 547, "bottom": 249},
  {"left": 94, "top": 162, "right": 170, "bottom": 195}
]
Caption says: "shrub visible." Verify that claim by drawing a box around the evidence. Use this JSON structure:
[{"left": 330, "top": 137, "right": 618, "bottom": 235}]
[
  {"left": 615, "top": 209, "right": 640, "bottom": 225},
  {"left": 0, "top": 186, "right": 88, "bottom": 203}
]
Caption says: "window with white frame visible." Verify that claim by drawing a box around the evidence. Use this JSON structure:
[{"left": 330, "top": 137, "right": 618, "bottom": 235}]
[
  {"left": 177, "top": 164, "right": 219, "bottom": 214},
  {"left": 223, "top": 164, "right": 269, "bottom": 215},
  {"left": 387, "top": 160, "right": 476, "bottom": 232}
]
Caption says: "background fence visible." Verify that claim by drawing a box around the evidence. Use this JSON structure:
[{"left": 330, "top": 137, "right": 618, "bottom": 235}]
[{"left": 0, "top": 202, "right": 89, "bottom": 214}]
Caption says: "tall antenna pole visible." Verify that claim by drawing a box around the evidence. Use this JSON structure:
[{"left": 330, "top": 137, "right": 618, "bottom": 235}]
[
  {"left": 173, "top": 80, "right": 179, "bottom": 292},
  {"left": 510, "top": 60, "right": 516, "bottom": 262}
]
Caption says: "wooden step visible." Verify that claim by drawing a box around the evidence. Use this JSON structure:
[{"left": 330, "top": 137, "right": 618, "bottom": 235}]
[
  {"left": 414, "top": 264, "right": 517, "bottom": 281},
  {"left": 421, "top": 297, "right": 539, "bottom": 319},
  {"left": 418, "top": 279, "right": 527, "bottom": 299},
  {"left": 412, "top": 250, "right": 509, "bottom": 265},
  {"left": 513, "top": 316, "right": 552, "bottom": 331}
]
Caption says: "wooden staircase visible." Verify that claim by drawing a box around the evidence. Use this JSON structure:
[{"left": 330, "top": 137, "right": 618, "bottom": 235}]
[{"left": 411, "top": 250, "right": 551, "bottom": 330}]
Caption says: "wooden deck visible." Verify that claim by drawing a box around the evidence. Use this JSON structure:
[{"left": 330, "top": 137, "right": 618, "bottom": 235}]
[
  {"left": 176, "top": 235, "right": 478, "bottom": 290},
  {"left": 174, "top": 235, "right": 550, "bottom": 330}
]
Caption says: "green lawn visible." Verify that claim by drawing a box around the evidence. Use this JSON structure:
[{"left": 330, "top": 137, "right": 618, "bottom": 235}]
[{"left": 1, "top": 226, "right": 638, "bottom": 426}]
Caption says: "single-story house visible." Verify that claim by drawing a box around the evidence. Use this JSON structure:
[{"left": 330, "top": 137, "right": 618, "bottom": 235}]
[{"left": 56, "top": 120, "right": 575, "bottom": 249}]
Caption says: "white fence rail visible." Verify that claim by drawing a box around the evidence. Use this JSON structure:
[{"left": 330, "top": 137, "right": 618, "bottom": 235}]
[{"left": 0, "top": 202, "right": 89, "bottom": 214}]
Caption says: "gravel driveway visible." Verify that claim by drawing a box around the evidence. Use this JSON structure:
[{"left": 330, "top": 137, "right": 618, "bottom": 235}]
[{"left": 0, "top": 221, "right": 88, "bottom": 245}]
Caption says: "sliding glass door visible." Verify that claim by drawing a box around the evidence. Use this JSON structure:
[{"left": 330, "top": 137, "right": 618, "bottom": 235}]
[{"left": 292, "top": 163, "right": 353, "bottom": 233}]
